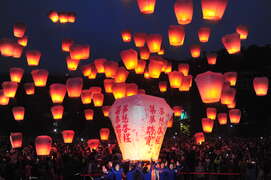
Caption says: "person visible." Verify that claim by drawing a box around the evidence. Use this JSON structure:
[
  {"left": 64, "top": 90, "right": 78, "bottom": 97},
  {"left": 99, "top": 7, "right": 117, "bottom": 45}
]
[
  {"left": 126, "top": 164, "right": 136, "bottom": 180},
  {"left": 111, "top": 163, "right": 123, "bottom": 180}
]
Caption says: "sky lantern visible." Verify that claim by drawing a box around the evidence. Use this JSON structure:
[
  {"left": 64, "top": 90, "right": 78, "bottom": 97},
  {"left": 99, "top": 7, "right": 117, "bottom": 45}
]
[
  {"left": 202, "top": 118, "right": 214, "bottom": 133},
  {"left": 146, "top": 34, "right": 162, "bottom": 53},
  {"left": 159, "top": 81, "right": 167, "bottom": 93},
  {"left": 222, "top": 33, "right": 241, "bottom": 54},
  {"left": 48, "top": 10, "right": 59, "bottom": 23},
  {"left": 12, "top": 106, "right": 25, "bottom": 121},
  {"left": 195, "top": 71, "right": 224, "bottom": 103},
  {"left": 206, "top": 107, "right": 217, "bottom": 120},
  {"left": 2, "top": 81, "right": 18, "bottom": 98},
  {"left": 84, "top": 109, "right": 94, "bottom": 120},
  {"left": 66, "top": 77, "right": 83, "bottom": 98},
  {"left": 194, "top": 132, "right": 205, "bottom": 145},
  {"left": 67, "top": 12, "right": 76, "bottom": 23},
  {"left": 89, "top": 86, "right": 102, "bottom": 98},
  {"left": 59, "top": 12, "right": 68, "bottom": 23},
  {"left": 201, "top": 0, "right": 228, "bottom": 21},
  {"left": 102, "top": 106, "right": 111, "bottom": 117},
  {"left": 227, "top": 100, "right": 236, "bottom": 109},
  {"left": 173, "top": 106, "right": 182, "bottom": 117},
  {"left": 26, "top": 50, "right": 41, "bottom": 66},
  {"left": 94, "top": 58, "right": 107, "bottom": 73},
  {"left": 0, "top": 39, "right": 13, "bottom": 57},
  {"left": 126, "top": 83, "right": 138, "bottom": 96},
  {"left": 190, "top": 44, "right": 201, "bottom": 58},
  {"left": 24, "top": 83, "right": 35, "bottom": 95},
  {"left": 31, "top": 69, "right": 48, "bottom": 87},
  {"left": 51, "top": 105, "right": 64, "bottom": 120},
  {"left": 136, "top": 0, "right": 156, "bottom": 14},
  {"left": 13, "top": 23, "right": 26, "bottom": 38},
  {"left": 121, "top": 29, "right": 132, "bottom": 43},
  {"left": 179, "top": 75, "right": 192, "bottom": 92},
  {"left": 168, "top": 25, "right": 185, "bottom": 47},
  {"left": 198, "top": 27, "right": 211, "bottom": 43},
  {"left": 12, "top": 43, "right": 23, "bottom": 58},
  {"left": 224, "top": 72, "right": 237, "bottom": 86},
  {"left": 144, "top": 70, "right": 150, "bottom": 79},
  {"left": 206, "top": 53, "right": 217, "bottom": 65},
  {"left": 112, "top": 83, "right": 127, "bottom": 99},
  {"left": 100, "top": 128, "right": 110, "bottom": 141},
  {"left": 135, "top": 60, "right": 146, "bottom": 74},
  {"left": 10, "top": 67, "right": 24, "bottom": 83},
  {"left": 104, "top": 61, "right": 119, "bottom": 78},
  {"left": 62, "top": 130, "right": 75, "bottom": 143},
  {"left": 120, "top": 49, "right": 138, "bottom": 70},
  {"left": 35, "top": 136, "right": 52, "bottom": 156},
  {"left": 93, "top": 93, "right": 104, "bottom": 107},
  {"left": 49, "top": 83, "right": 66, "bottom": 104},
  {"left": 174, "top": 0, "right": 193, "bottom": 25},
  {"left": 104, "top": 79, "right": 114, "bottom": 93},
  {"left": 167, "top": 117, "right": 173, "bottom": 128},
  {"left": 66, "top": 56, "right": 79, "bottom": 71},
  {"left": 168, "top": 71, "right": 183, "bottom": 88},
  {"left": 62, "top": 39, "right": 74, "bottom": 52},
  {"left": 163, "top": 62, "right": 172, "bottom": 74},
  {"left": 10, "top": 132, "right": 23, "bottom": 149},
  {"left": 88, "top": 67, "right": 97, "bottom": 79},
  {"left": 139, "top": 47, "right": 150, "bottom": 60},
  {"left": 148, "top": 59, "right": 163, "bottom": 78},
  {"left": 220, "top": 86, "right": 236, "bottom": 105},
  {"left": 178, "top": 63, "right": 189, "bottom": 76},
  {"left": 87, "top": 139, "right": 100, "bottom": 150},
  {"left": 115, "top": 67, "right": 129, "bottom": 83},
  {"left": 81, "top": 64, "right": 92, "bottom": 77},
  {"left": 218, "top": 113, "right": 227, "bottom": 125},
  {"left": 134, "top": 33, "right": 147, "bottom": 48},
  {"left": 70, "top": 44, "right": 90, "bottom": 60},
  {"left": 109, "top": 94, "right": 173, "bottom": 161},
  {"left": 229, "top": 109, "right": 241, "bottom": 124},
  {"left": 81, "top": 89, "right": 92, "bottom": 104},
  {"left": 17, "top": 36, "right": 28, "bottom": 47},
  {"left": 236, "top": 25, "right": 249, "bottom": 40},
  {"left": 0, "top": 90, "right": 9, "bottom": 105},
  {"left": 158, "top": 47, "right": 165, "bottom": 55},
  {"left": 253, "top": 77, "right": 269, "bottom": 96}
]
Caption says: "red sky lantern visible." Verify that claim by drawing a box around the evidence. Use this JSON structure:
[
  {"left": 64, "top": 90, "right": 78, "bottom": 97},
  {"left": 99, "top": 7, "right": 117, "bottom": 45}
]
[
  {"left": 62, "top": 130, "right": 75, "bottom": 143},
  {"left": 0, "top": 90, "right": 9, "bottom": 105},
  {"left": 81, "top": 89, "right": 92, "bottom": 104},
  {"left": 148, "top": 59, "right": 163, "bottom": 78},
  {"left": 121, "top": 30, "right": 132, "bottom": 43},
  {"left": 87, "top": 139, "right": 100, "bottom": 150},
  {"left": 67, "top": 12, "right": 76, "bottom": 23},
  {"left": 10, "top": 132, "right": 23, "bottom": 148},
  {"left": 115, "top": 67, "right": 129, "bottom": 83},
  {"left": 10, "top": 67, "right": 24, "bottom": 83},
  {"left": 62, "top": 39, "right": 74, "bottom": 52},
  {"left": 135, "top": 60, "right": 146, "bottom": 74},
  {"left": 229, "top": 109, "right": 241, "bottom": 124},
  {"left": 31, "top": 69, "right": 49, "bottom": 87},
  {"left": 112, "top": 83, "right": 127, "bottom": 99},
  {"left": 174, "top": 0, "right": 193, "bottom": 25},
  {"left": 66, "top": 56, "right": 79, "bottom": 71},
  {"left": 12, "top": 43, "right": 23, "bottom": 58},
  {"left": 179, "top": 75, "right": 192, "bottom": 92},
  {"left": 100, "top": 128, "right": 110, "bottom": 141},
  {"left": 70, "top": 44, "right": 90, "bottom": 60},
  {"left": 139, "top": 47, "right": 150, "bottom": 60},
  {"left": 24, "top": 83, "right": 35, "bottom": 95},
  {"left": 89, "top": 87, "right": 102, "bottom": 98},
  {"left": 88, "top": 67, "right": 97, "bottom": 79},
  {"left": 0, "top": 38, "right": 14, "bottom": 57},
  {"left": 50, "top": 83, "right": 66, "bottom": 104},
  {"left": 104, "top": 61, "right": 119, "bottom": 78},
  {"left": 168, "top": 25, "right": 185, "bottom": 47},
  {"left": 2, "top": 81, "right": 18, "bottom": 98},
  {"left": 173, "top": 106, "right": 182, "bottom": 117},
  {"left": 144, "top": 70, "right": 150, "bottom": 79},
  {"left": 206, "top": 53, "right": 217, "bottom": 65},
  {"left": 201, "top": 0, "right": 228, "bottom": 21},
  {"left": 202, "top": 118, "right": 214, "bottom": 133},
  {"left": 198, "top": 27, "right": 211, "bottom": 43},
  {"left": 26, "top": 50, "right": 41, "bottom": 66},
  {"left": 221, "top": 85, "right": 236, "bottom": 105},
  {"left": 195, "top": 71, "right": 224, "bottom": 103},
  {"left": 236, "top": 25, "right": 249, "bottom": 40},
  {"left": 84, "top": 109, "right": 94, "bottom": 120},
  {"left": 59, "top": 12, "right": 68, "bottom": 24},
  {"left": 48, "top": 10, "right": 59, "bottom": 23},
  {"left": 253, "top": 77, "right": 269, "bottom": 96},
  {"left": 222, "top": 33, "right": 241, "bottom": 54},
  {"left": 194, "top": 132, "right": 205, "bottom": 145},
  {"left": 120, "top": 49, "right": 138, "bottom": 70},
  {"left": 218, "top": 113, "right": 227, "bottom": 125},
  {"left": 126, "top": 83, "right": 138, "bottom": 96},
  {"left": 94, "top": 58, "right": 107, "bottom": 73},
  {"left": 134, "top": 33, "right": 147, "bottom": 48},
  {"left": 224, "top": 72, "right": 237, "bottom": 86},
  {"left": 178, "top": 63, "right": 189, "bottom": 76},
  {"left": 164, "top": 61, "right": 172, "bottom": 74},
  {"left": 51, "top": 105, "right": 64, "bottom": 120},
  {"left": 66, "top": 77, "right": 83, "bottom": 98},
  {"left": 146, "top": 34, "right": 162, "bottom": 53},
  {"left": 102, "top": 106, "right": 111, "bottom": 117},
  {"left": 104, "top": 79, "right": 114, "bottom": 93},
  {"left": 159, "top": 81, "right": 167, "bottom": 93},
  {"left": 227, "top": 100, "right": 236, "bottom": 109},
  {"left": 35, "top": 136, "right": 52, "bottom": 156},
  {"left": 93, "top": 93, "right": 104, "bottom": 107},
  {"left": 13, "top": 23, "right": 26, "bottom": 38},
  {"left": 12, "top": 106, "right": 25, "bottom": 121},
  {"left": 206, "top": 107, "right": 216, "bottom": 120},
  {"left": 190, "top": 44, "right": 201, "bottom": 58},
  {"left": 168, "top": 71, "right": 183, "bottom": 88},
  {"left": 81, "top": 64, "right": 92, "bottom": 77},
  {"left": 17, "top": 36, "right": 28, "bottom": 47},
  {"left": 136, "top": 0, "right": 156, "bottom": 14}
]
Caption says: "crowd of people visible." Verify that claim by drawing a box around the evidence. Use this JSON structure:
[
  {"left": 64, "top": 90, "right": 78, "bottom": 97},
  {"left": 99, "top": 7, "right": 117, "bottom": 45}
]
[{"left": 0, "top": 135, "right": 270, "bottom": 180}]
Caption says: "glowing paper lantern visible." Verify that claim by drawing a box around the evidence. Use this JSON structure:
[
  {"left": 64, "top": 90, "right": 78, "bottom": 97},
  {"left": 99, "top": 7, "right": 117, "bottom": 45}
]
[
  {"left": 159, "top": 81, "right": 167, "bottom": 92},
  {"left": 109, "top": 94, "right": 173, "bottom": 161},
  {"left": 227, "top": 100, "right": 236, "bottom": 109},
  {"left": 66, "top": 56, "right": 79, "bottom": 71},
  {"left": 174, "top": 0, "right": 193, "bottom": 25},
  {"left": 136, "top": 0, "right": 156, "bottom": 14},
  {"left": 201, "top": 0, "right": 228, "bottom": 21},
  {"left": 178, "top": 63, "right": 189, "bottom": 76},
  {"left": 51, "top": 105, "right": 64, "bottom": 120},
  {"left": 253, "top": 77, "right": 269, "bottom": 96},
  {"left": 2, "top": 81, "right": 18, "bottom": 98},
  {"left": 222, "top": 33, "right": 241, "bottom": 54},
  {"left": 221, "top": 86, "right": 236, "bottom": 105},
  {"left": 206, "top": 107, "right": 216, "bottom": 120},
  {"left": 26, "top": 50, "right": 41, "bottom": 66},
  {"left": 70, "top": 44, "right": 90, "bottom": 60},
  {"left": 94, "top": 58, "right": 107, "bottom": 73},
  {"left": 49, "top": 83, "right": 66, "bottom": 104},
  {"left": 135, "top": 60, "right": 146, "bottom": 74},
  {"left": 102, "top": 106, "right": 111, "bottom": 117},
  {"left": 194, "top": 132, "right": 205, "bottom": 145},
  {"left": 229, "top": 109, "right": 241, "bottom": 124},
  {"left": 201, "top": 118, "right": 214, "bottom": 133},
  {"left": 84, "top": 109, "right": 94, "bottom": 120},
  {"left": 195, "top": 71, "right": 224, "bottom": 103},
  {"left": 206, "top": 53, "right": 217, "bottom": 65},
  {"left": 134, "top": 33, "right": 147, "bottom": 48},
  {"left": 24, "top": 83, "right": 35, "bottom": 95},
  {"left": 31, "top": 69, "right": 48, "bottom": 87},
  {"left": 0, "top": 38, "right": 14, "bottom": 57},
  {"left": 173, "top": 106, "right": 182, "bottom": 117},
  {"left": 59, "top": 12, "right": 68, "bottom": 23},
  {"left": 12, "top": 44, "right": 23, "bottom": 58},
  {"left": 168, "top": 71, "right": 183, "bottom": 88},
  {"left": 158, "top": 48, "right": 165, "bottom": 55},
  {"left": 66, "top": 77, "right": 83, "bottom": 98},
  {"left": 218, "top": 113, "right": 227, "bottom": 125},
  {"left": 48, "top": 10, "right": 59, "bottom": 23},
  {"left": 62, "top": 130, "right": 75, "bottom": 143},
  {"left": 12, "top": 106, "right": 25, "bottom": 121},
  {"left": 81, "top": 64, "right": 92, "bottom": 77},
  {"left": 17, "top": 36, "right": 28, "bottom": 47},
  {"left": 88, "top": 68, "right": 97, "bottom": 79},
  {"left": 104, "top": 61, "right": 119, "bottom": 78},
  {"left": 126, "top": 83, "right": 138, "bottom": 96},
  {"left": 115, "top": 67, "right": 129, "bottom": 83},
  {"left": 62, "top": 39, "right": 74, "bottom": 52},
  {"left": 87, "top": 139, "right": 100, "bottom": 150},
  {"left": 179, "top": 75, "right": 192, "bottom": 92},
  {"left": 148, "top": 59, "right": 163, "bottom": 78},
  {"left": 120, "top": 49, "right": 138, "bottom": 70},
  {"left": 0, "top": 90, "right": 9, "bottom": 105},
  {"left": 13, "top": 23, "right": 26, "bottom": 38},
  {"left": 35, "top": 136, "right": 52, "bottom": 156},
  {"left": 81, "top": 89, "right": 92, "bottom": 104},
  {"left": 10, "top": 67, "right": 24, "bottom": 83},
  {"left": 224, "top": 72, "right": 237, "bottom": 86},
  {"left": 144, "top": 71, "right": 150, "bottom": 79},
  {"left": 198, "top": 27, "right": 211, "bottom": 43},
  {"left": 236, "top": 25, "right": 249, "bottom": 40},
  {"left": 146, "top": 34, "right": 162, "bottom": 53},
  {"left": 67, "top": 12, "right": 76, "bottom": 23},
  {"left": 93, "top": 93, "right": 104, "bottom": 107},
  {"left": 190, "top": 44, "right": 201, "bottom": 58},
  {"left": 10, "top": 132, "right": 23, "bottom": 148},
  {"left": 104, "top": 79, "right": 114, "bottom": 93},
  {"left": 89, "top": 87, "right": 102, "bottom": 98},
  {"left": 121, "top": 30, "right": 132, "bottom": 43},
  {"left": 167, "top": 117, "right": 173, "bottom": 128},
  {"left": 112, "top": 83, "right": 127, "bottom": 99},
  {"left": 139, "top": 47, "right": 150, "bottom": 60},
  {"left": 100, "top": 128, "right": 110, "bottom": 141},
  {"left": 168, "top": 25, "right": 185, "bottom": 46}
]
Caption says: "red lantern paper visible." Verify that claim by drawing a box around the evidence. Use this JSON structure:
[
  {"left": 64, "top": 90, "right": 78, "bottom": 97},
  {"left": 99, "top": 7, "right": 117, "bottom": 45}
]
[
  {"left": 206, "top": 107, "right": 216, "bottom": 120},
  {"left": 10, "top": 67, "right": 24, "bottom": 83},
  {"left": 48, "top": 11, "right": 59, "bottom": 23},
  {"left": 221, "top": 86, "right": 236, "bottom": 105},
  {"left": 146, "top": 34, "right": 162, "bottom": 53},
  {"left": 51, "top": 105, "right": 64, "bottom": 120},
  {"left": 168, "top": 71, "right": 183, "bottom": 88},
  {"left": 179, "top": 75, "right": 192, "bottom": 92},
  {"left": 59, "top": 12, "right": 68, "bottom": 24},
  {"left": 134, "top": 33, "right": 147, "bottom": 48},
  {"left": 17, "top": 36, "right": 28, "bottom": 47},
  {"left": 10, "top": 132, "right": 23, "bottom": 148},
  {"left": 253, "top": 77, "right": 269, "bottom": 96},
  {"left": 31, "top": 69, "right": 48, "bottom": 87},
  {"left": 13, "top": 23, "right": 26, "bottom": 38},
  {"left": 109, "top": 94, "right": 173, "bottom": 161},
  {"left": 26, "top": 50, "right": 41, "bottom": 66},
  {"left": 2, "top": 81, "right": 18, "bottom": 98},
  {"left": 94, "top": 58, "right": 107, "bottom": 73},
  {"left": 136, "top": 0, "right": 156, "bottom": 14},
  {"left": 104, "top": 79, "right": 114, "bottom": 93},
  {"left": 198, "top": 27, "right": 211, "bottom": 43},
  {"left": 93, "top": 93, "right": 104, "bottom": 107},
  {"left": 173, "top": 106, "right": 182, "bottom": 117},
  {"left": 236, "top": 25, "right": 249, "bottom": 40},
  {"left": 89, "top": 87, "right": 102, "bottom": 98},
  {"left": 67, "top": 12, "right": 76, "bottom": 23},
  {"left": 66, "top": 77, "right": 83, "bottom": 98},
  {"left": 112, "top": 83, "right": 127, "bottom": 99},
  {"left": 224, "top": 72, "right": 237, "bottom": 86},
  {"left": 178, "top": 63, "right": 189, "bottom": 76},
  {"left": 159, "top": 81, "right": 167, "bottom": 92},
  {"left": 0, "top": 38, "right": 14, "bottom": 57},
  {"left": 190, "top": 44, "right": 201, "bottom": 58},
  {"left": 12, "top": 43, "right": 23, "bottom": 58},
  {"left": 135, "top": 60, "right": 146, "bottom": 74},
  {"left": 158, "top": 48, "right": 165, "bottom": 55},
  {"left": 168, "top": 25, "right": 185, "bottom": 46},
  {"left": 104, "top": 61, "right": 118, "bottom": 78},
  {"left": 100, "top": 128, "right": 110, "bottom": 141},
  {"left": 218, "top": 113, "right": 227, "bottom": 125},
  {"left": 222, "top": 33, "right": 241, "bottom": 54},
  {"left": 62, "top": 130, "right": 75, "bottom": 143},
  {"left": 227, "top": 100, "right": 236, "bottom": 109},
  {"left": 115, "top": 67, "right": 129, "bottom": 83},
  {"left": 174, "top": 0, "right": 193, "bottom": 25},
  {"left": 0, "top": 90, "right": 9, "bottom": 105},
  {"left": 121, "top": 30, "right": 132, "bottom": 43},
  {"left": 87, "top": 139, "right": 100, "bottom": 150},
  {"left": 195, "top": 71, "right": 224, "bottom": 103},
  {"left": 120, "top": 49, "right": 138, "bottom": 70},
  {"left": 84, "top": 109, "right": 94, "bottom": 120},
  {"left": 206, "top": 53, "right": 217, "bottom": 65},
  {"left": 35, "top": 136, "right": 52, "bottom": 156},
  {"left": 202, "top": 118, "right": 214, "bottom": 133},
  {"left": 148, "top": 59, "right": 163, "bottom": 78},
  {"left": 62, "top": 39, "right": 74, "bottom": 52},
  {"left": 49, "top": 83, "right": 66, "bottom": 104},
  {"left": 66, "top": 56, "right": 79, "bottom": 71},
  {"left": 194, "top": 132, "right": 205, "bottom": 145},
  {"left": 229, "top": 109, "right": 241, "bottom": 124},
  {"left": 24, "top": 83, "right": 35, "bottom": 95},
  {"left": 12, "top": 106, "right": 25, "bottom": 121},
  {"left": 102, "top": 106, "right": 111, "bottom": 117},
  {"left": 81, "top": 89, "right": 92, "bottom": 104},
  {"left": 139, "top": 47, "right": 150, "bottom": 60},
  {"left": 70, "top": 44, "right": 90, "bottom": 60},
  {"left": 201, "top": 0, "right": 228, "bottom": 21},
  {"left": 126, "top": 83, "right": 138, "bottom": 96}
]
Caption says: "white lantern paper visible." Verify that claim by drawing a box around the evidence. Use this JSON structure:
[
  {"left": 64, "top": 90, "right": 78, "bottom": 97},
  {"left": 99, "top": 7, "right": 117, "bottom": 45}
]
[{"left": 109, "top": 94, "right": 173, "bottom": 161}]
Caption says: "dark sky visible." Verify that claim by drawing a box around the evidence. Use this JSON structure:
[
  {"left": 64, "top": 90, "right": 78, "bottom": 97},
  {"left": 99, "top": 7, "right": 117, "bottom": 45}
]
[{"left": 0, "top": 0, "right": 271, "bottom": 74}]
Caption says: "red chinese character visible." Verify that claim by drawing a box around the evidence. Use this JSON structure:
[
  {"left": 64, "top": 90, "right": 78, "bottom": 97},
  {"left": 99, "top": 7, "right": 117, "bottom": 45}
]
[
  {"left": 122, "top": 124, "right": 130, "bottom": 133},
  {"left": 149, "top": 115, "right": 156, "bottom": 124},
  {"left": 159, "top": 117, "right": 165, "bottom": 123},
  {"left": 123, "top": 133, "right": 131, "bottom": 143},
  {"left": 122, "top": 104, "right": 128, "bottom": 113},
  {"left": 155, "top": 136, "right": 162, "bottom": 144},
  {"left": 122, "top": 114, "right": 128, "bottom": 123},
  {"left": 116, "top": 115, "right": 121, "bottom": 124},
  {"left": 115, "top": 105, "right": 122, "bottom": 115},
  {"left": 145, "top": 136, "right": 152, "bottom": 145},
  {"left": 149, "top": 105, "right": 156, "bottom": 114},
  {"left": 159, "top": 107, "right": 165, "bottom": 115},
  {"left": 157, "top": 126, "right": 164, "bottom": 135}
]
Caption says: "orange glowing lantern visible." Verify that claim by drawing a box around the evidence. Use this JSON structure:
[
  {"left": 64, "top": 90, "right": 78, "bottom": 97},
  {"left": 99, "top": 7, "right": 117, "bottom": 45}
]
[
  {"left": 253, "top": 77, "right": 269, "bottom": 96},
  {"left": 120, "top": 49, "right": 138, "bottom": 70},
  {"left": 218, "top": 113, "right": 227, "bottom": 125},
  {"left": 10, "top": 132, "right": 23, "bottom": 148},
  {"left": 178, "top": 63, "right": 189, "bottom": 76},
  {"left": 126, "top": 83, "right": 138, "bottom": 96},
  {"left": 104, "top": 79, "right": 114, "bottom": 93},
  {"left": 146, "top": 34, "right": 162, "bottom": 53},
  {"left": 174, "top": 0, "right": 193, "bottom": 25},
  {"left": 66, "top": 77, "right": 83, "bottom": 98},
  {"left": 134, "top": 33, "right": 147, "bottom": 48},
  {"left": 201, "top": 0, "right": 228, "bottom": 21},
  {"left": 144, "top": 70, "right": 150, "bottom": 79},
  {"left": 135, "top": 60, "right": 146, "bottom": 74},
  {"left": 12, "top": 43, "right": 23, "bottom": 58},
  {"left": 206, "top": 53, "right": 217, "bottom": 65},
  {"left": 12, "top": 106, "right": 25, "bottom": 121},
  {"left": 139, "top": 47, "right": 150, "bottom": 60},
  {"left": 121, "top": 30, "right": 132, "bottom": 43},
  {"left": 94, "top": 58, "right": 107, "bottom": 73},
  {"left": 84, "top": 109, "right": 94, "bottom": 120},
  {"left": 104, "top": 61, "right": 119, "bottom": 78},
  {"left": 10, "top": 67, "right": 24, "bottom": 83},
  {"left": 229, "top": 109, "right": 241, "bottom": 124},
  {"left": 173, "top": 106, "right": 182, "bottom": 117},
  {"left": 51, "top": 105, "right": 64, "bottom": 120},
  {"left": 168, "top": 71, "right": 183, "bottom": 88},
  {"left": 81, "top": 89, "right": 92, "bottom": 104},
  {"left": 0, "top": 90, "right": 9, "bottom": 105},
  {"left": 168, "top": 25, "right": 185, "bottom": 46},
  {"left": 112, "top": 83, "right": 126, "bottom": 99},
  {"left": 194, "top": 132, "right": 205, "bottom": 145},
  {"left": 70, "top": 44, "right": 90, "bottom": 60},
  {"left": 62, "top": 39, "right": 74, "bottom": 52},
  {"left": 89, "top": 87, "right": 102, "bottom": 98},
  {"left": 206, "top": 107, "right": 216, "bottom": 120},
  {"left": 221, "top": 86, "right": 236, "bottom": 105},
  {"left": 59, "top": 12, "right": 68, "bottom": 24},
  {"left": 198, "top": 27, "right": 211, "bottom": 43},
  {"left": 49, "top": 83, "right": 66, "bottom": 104},
  {"left": 62, "top": 130, "right": 75, "bottom": 143},
  {"left": 35, "top": 136, "right": 52, "bottom": 156},
  {"left": 136, "top": 0, "right": 156, "bottom": 14},
  {"left": 31, "top": 69, "right": 48, "bottom": 87},
  {"left": 0, "top": 38, "right": 14, "bottom": 57},
  {"left": 159, "top": 81, "right": 167, "bottom": 92},
  {"left": 115, "top": 67, "right": 129, "bottom": 83},
  {"left": 88, "top": 68, "right": 97, "bottom": 79},
  {"left": 2, "top": 81, "right": 18, "bottom": 98},
  {"left": 17, "top": 36, "right": 28, "bottom": 47},
  {"left": 66, "top": 56, "right": 79, "bottom": 71},
  {"left": 100, "top": 128, "right": 110, "bottom": 141},
  {"left": 102, "top": 106, "right": 111, "bottom": 117},
  {"left": 93, "top": 93, "right": 104, "bottom": 107},
  {"left": 227, "top": 100, "right": 236, "bottom": 109},
  {"left": 179, "top": 75, "right": 192, "bottom": 92},
  {"left": 148, "top": 59, "right": 163, "bottom": 78},
  {"left": 202, "top": 118, "right": 214, "bottom": 133},
  {"left": 195, "top": 71, "right": 224, "bottom": 103},
  {"left": 87, "top": 139, "right": 100, "bottom": 150},
  {"left": 236, "top": 25, "right": 248, "bottom": 40},
  {"left": 222, "top": 33, "right": 241, "bottom": 54},
  {"left": 190, "top": 44, "right": 201, "bottom": 58},
  {"left": 167, "top": 117, "right": 173, "bottom": 128},
  {"left": 24, "top": 83, "right": 35, "bottom": 95},
  {"left": 158, "top": 47, "right": 165, "bottom": 55},
  {"left": 164, "top": 61, "right": 172, "bottom": 73},
  {"left": 48, "top": 10, "right": 59, "bottom": 23},
  {"left": 81, "top": 64, "right": 92, "bottom": 77},
  {"left": 13, "top": 23, "right": 26, "bottom": 38},
  {"left": 67, "top": 12, "right": 76, "bottom": 23},
  {"left": 224, "top": 72, "right": 237, "bottom": 86},
  {"left": 26, "top": 50, "right": 41, "bottom": 66}
]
